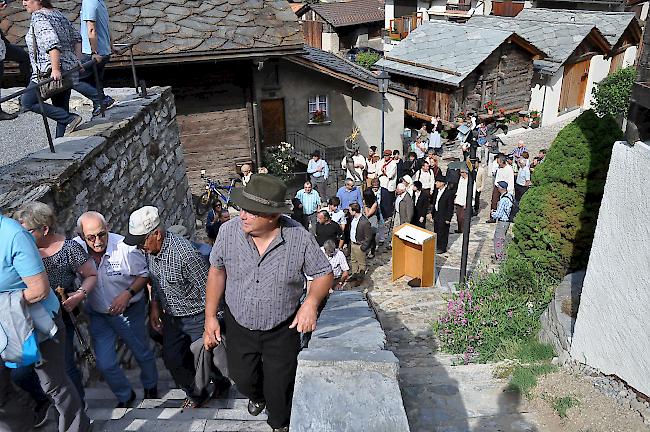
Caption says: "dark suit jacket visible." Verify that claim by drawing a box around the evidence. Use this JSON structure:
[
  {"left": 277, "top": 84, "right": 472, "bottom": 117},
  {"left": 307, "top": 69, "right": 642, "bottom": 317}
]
[
  {"left": 431, "top": 187, "right": 455, "bottom": 223},
  {"left": 412, "top": 190, "right": 430, "bottom": 224},
  {"left": 352, "top": 215, "right": 373, "bottom": 252}
]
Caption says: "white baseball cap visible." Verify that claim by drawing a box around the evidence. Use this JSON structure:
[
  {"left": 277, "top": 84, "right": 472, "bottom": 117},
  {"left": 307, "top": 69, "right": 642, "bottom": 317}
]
[{"left": 124, "top": 206, "right": 160, "bottom": 246}]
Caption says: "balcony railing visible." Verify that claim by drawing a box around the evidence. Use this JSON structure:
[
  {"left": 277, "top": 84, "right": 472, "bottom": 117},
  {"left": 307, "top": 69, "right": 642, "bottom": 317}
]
[
  {"left": 388, "top": 12, "right": 424, "bottom": 41},
  {"left": 445, "top": 0, "right": 472, "bottom": 12}
]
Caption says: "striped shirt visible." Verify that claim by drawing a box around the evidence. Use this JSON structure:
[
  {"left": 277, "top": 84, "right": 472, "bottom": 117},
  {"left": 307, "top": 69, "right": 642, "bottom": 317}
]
[
  {"left": 295, "top": 189, "right": 321, "bottom": 215},
  {"left": 322, "top": 248, "right": 349, "bottom": 278},
  {"left": 210, "top": 216, "right": 332, "bottom": 330}
]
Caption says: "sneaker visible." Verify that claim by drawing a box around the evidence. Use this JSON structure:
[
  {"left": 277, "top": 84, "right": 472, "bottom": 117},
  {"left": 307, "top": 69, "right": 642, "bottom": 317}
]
[
  {"left": 115, "top": 390, "right": 136, "bottom": 408},
  {"left": 92, "top": 96, "right": 115, "bottom": 117},
  {"left": 64, "top": 114, "right": 83, "bottom": 135},
  {"left": 33, "top": 399, "right": 53, "bottom": 428},
  {"left": 0, "top": 110, "right": 18, "bottom": 121}
]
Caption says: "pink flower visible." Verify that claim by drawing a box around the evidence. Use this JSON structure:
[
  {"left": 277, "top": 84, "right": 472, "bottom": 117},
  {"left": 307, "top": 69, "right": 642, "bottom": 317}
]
[{"left": 507, "top": 310, "right": 513, "bottom": 318}]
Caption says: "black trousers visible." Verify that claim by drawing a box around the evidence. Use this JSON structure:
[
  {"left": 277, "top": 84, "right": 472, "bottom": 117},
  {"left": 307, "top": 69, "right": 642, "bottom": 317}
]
[
  {"left": 474, "top": 191, "right": 481, "bottom": 214},
  {"left": 515, "top": 184, "right": 529, "bottom": 201},
  {"left": 224, "top": 305, "right": 301, "bottom": 429},
  {"left": 434, "top": 218, "right": 450, "bottom": 252},
  {"left": 161, "top": 311, "right": 224, "bottom": 401},
  {"left": 0, "top": 41, "right": 31, "bottom": 86}
]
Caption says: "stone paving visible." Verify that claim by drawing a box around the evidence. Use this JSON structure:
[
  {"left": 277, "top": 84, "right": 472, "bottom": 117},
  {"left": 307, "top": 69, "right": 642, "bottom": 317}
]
[{"left": 362, "top": 120, "right": 572, "bottom": 432}]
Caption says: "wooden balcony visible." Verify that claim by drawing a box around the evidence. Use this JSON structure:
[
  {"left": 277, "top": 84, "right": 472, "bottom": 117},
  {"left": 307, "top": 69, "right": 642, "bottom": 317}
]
[
  {"left": 492, "top": 0, "right": 525, "bottom": 17},
  {"left": 388, "top": 13, "right": 424, "bottom": 41},
  {"left": 446, "top": 0, "right": 472, "bottom": 12}
]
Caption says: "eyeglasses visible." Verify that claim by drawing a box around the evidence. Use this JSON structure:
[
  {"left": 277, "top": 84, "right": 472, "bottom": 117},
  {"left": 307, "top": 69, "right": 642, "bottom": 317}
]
[{"left": 84, "top": 231, "right": 107, "bottom": 243}]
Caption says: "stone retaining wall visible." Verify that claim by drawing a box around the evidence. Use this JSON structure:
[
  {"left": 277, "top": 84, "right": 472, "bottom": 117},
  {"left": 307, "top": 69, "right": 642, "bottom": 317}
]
[
  {"left": 0, "top": 86, "right": 194, "bottom": 236},
  {"left": 290, "top": 291, "right": 410, "bottom": 432}
]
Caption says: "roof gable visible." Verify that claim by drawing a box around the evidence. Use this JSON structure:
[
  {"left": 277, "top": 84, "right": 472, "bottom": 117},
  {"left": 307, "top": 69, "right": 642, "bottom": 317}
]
[
  {"left": 0, "top": 0, "right": 304, "bottom": 64},
  {"left": 308, "top": 0, "right": 384, "bottom": 28},
  {"left": 516, "top": 8, "right": 640, "bottom": 47},
  {"left": 468, "top": 15, "right": 611, "bottom": 73},
  {"left": 374, "top": 21, "right": 538, "bottom": 86}
]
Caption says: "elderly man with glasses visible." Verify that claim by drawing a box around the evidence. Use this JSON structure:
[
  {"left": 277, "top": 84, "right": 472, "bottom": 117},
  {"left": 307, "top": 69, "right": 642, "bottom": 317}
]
[
  {"left": 73, "top": 211, "right": 158, "bottom": 407},
  {"left": 204, "top": 174, "right": 333, "bottom": 432},
  {"left": 123, "top": 206, "right": 230, "bottom": 408}
]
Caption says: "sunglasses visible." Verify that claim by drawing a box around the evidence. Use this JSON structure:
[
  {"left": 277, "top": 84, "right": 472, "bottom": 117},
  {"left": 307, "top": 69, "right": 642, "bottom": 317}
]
[{"left": 84, "top": 231, "right": 108, "bottom": 243}]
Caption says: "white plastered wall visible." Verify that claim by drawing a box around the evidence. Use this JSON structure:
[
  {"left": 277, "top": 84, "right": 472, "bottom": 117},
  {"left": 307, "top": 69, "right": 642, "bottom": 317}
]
[
  {"left": 528, "top": 67, "right": 566, "bottom": 127},
  {"left": 584, "top": 55, "right": 610, "bottom": 109},
  {"left": 623, "top": 45, "right": 638, "bottom": 68},
  {"left": 322, "top": 32, "right": 340, "bottom": 53},
  {"left": 346, "top": 91, "right": 405, "bottom": 154},
  {"left": 571, "top": 140, "right": 650, "bottom": 397}
]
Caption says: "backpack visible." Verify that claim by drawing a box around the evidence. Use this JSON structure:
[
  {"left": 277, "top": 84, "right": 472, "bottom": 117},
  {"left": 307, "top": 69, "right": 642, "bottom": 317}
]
[{"left": 507, "top": 196, "right": 520, "bottom": 222}]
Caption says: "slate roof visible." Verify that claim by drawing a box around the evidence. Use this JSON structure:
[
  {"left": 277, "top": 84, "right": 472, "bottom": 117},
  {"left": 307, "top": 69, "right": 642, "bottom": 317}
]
[
  {"left": 468, "top": 15, "right": 610, "bottom": 74},
  {"left": 309, "top": 0, "right": 384, "bottom": 28},
  {"left": 374, "top": 20, "right": 534, "bottom": 86},
  {"left": 517, "top": 8, "right": 638, "bottom": 47},
  {"left": 0, "top": 0, "right": 304, "bottom": 63},
  {"left": 292, "top": 46, "right": 414, "bottom": 97}
]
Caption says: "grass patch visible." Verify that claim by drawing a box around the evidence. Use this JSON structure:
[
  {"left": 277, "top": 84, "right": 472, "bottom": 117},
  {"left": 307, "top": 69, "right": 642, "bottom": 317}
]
[
  {"left": 494, "top": 338, "right": 555, "bottom": 363},
  {"left": 506, "top": 364, "right": 557, "bottom": 398},
  {"left": 552, "top": 396, "right": 580, "bottom": 418}
]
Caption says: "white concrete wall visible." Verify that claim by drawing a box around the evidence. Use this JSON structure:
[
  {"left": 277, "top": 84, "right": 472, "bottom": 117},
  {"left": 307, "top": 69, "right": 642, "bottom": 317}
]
[
  {"left": 571, "top": 140, "right": 650, "bottom": 397},
  {"left": 585, "top": 55, "right": 611, "bottom": 110},
  {"left": 348, "top": 91, "right": 405, "bottom": 154},
  {"left": 640, "top": 2, "right": 649, "bottom": 21},
  {"left": 385, "top": 0, "right": 394, "bottom": 28},
  {"left": 322, "top": 32, "right": 340, "bottom": 53},
  {"left": 528, "top": 67, "right": 566, "bottom": 127},
  {"left": 623, "top": 45, "right": 638, "bottom": 68}
]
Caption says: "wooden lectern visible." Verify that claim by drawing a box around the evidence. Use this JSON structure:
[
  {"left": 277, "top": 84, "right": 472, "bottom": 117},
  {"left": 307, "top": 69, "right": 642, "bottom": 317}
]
[{"left": 391, "top": 223, "right": 436, "bottom": 287}]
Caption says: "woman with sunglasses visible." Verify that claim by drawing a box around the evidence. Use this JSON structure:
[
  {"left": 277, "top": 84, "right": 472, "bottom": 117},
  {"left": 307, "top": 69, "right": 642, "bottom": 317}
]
[{"left": 14, "top": 201, "right": 97, "bottom": 404}]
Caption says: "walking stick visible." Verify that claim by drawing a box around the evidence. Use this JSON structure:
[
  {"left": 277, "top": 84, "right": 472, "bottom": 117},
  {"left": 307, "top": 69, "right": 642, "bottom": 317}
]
[{"left": 55, "top": 287, "right": 96, "bottom": 366}]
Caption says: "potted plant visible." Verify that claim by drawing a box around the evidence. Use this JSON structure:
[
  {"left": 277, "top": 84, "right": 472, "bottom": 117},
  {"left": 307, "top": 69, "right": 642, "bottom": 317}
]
[
  {"left": 530, "top": 111, "right": 540, "bottom": 128},
  {"left": 311, "top": 109, "right": 327, "bottom": 123},
  {"left": 484, "top": 100, "right": 497, "bottom": 115},
  {"left": 456, "top": 111, "right": 466, "bottom": 123}
]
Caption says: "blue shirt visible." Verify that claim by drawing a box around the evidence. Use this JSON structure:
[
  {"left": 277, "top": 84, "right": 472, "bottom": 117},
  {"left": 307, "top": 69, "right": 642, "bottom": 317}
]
[
  {"left": 0, "top": 215, "right": 59, "bottom": 316},
  {"left": 336, "top": 186, "right": 363, "bottom": 211},
  {"left": 492, "top": 193, "right": 514, "bottom": 222},
  {"left": 295, "top": 189, "right": 321, "bottom": 215},
  {"left": 80, "top": 0, "right": 111, "bottom": 55},
  {"left": 307, "top": 159, "right": 329, "bottom": 179}
]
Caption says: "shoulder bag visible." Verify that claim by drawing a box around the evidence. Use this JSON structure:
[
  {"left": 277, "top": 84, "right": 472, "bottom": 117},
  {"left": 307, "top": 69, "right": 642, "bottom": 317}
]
[{"left": 31, "top": 25, "right": 73, "bottom": 100}]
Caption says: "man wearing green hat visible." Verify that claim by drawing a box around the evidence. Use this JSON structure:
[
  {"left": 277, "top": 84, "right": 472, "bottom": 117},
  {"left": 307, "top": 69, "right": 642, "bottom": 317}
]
[{"left": 203, "top": 174, "right": 333, "bottom": 432}]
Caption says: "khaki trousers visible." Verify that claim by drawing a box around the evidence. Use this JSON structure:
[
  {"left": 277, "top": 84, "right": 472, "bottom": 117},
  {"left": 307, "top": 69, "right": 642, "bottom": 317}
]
[{"left": 350, "top": 243, "right": 366, "bottom": 276}]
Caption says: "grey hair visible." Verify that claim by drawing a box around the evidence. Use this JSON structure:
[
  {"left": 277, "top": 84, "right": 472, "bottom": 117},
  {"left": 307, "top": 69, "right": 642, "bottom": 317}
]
[
  {"left": 345, "top": 178, "right": 354, "bottom": 185},
  {"left": 323, "top": 239, "right": 337, "bottom": 256},
  {"left": 76, "top": 211, "right": 107, "bottom": 235},
  {"left": 396, "top": 183, "right": 407, "bottom": 192},
  {"left": 15, "top": 201, "right": 56, "bottom": 231}
]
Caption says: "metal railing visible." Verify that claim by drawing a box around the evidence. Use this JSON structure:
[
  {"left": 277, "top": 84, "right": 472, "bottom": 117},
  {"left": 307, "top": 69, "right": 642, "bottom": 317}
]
[
  {"left": 0, "top": 43, "right": 142, "bottom": 154},
  {"left": 285, "top": 130, "right": 331, "bottom": 162}
]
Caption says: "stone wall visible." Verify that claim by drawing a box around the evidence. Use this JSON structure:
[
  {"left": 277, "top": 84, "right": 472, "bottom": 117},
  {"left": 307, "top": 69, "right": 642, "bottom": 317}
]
[
  {"left": 291, "top": 291, "right": 410, "bottom": 431},
  {"left": 570, "top": 140, "right": 650, "bottom": 397},
  {"left": 0, "top": 86, "right": 195, "bottom": 237}
]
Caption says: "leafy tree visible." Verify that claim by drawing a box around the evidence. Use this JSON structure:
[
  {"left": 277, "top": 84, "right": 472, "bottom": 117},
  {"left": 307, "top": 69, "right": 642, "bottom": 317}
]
[
  {"left": 591, "top": 66, "right": 637, "bottom": 119},
  {"left": 355, "top": 51, "right": 381, "bottom": 69}
]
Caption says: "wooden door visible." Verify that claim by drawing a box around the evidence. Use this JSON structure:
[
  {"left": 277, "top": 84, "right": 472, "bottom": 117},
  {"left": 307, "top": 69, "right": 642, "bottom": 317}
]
[
  {"left": 303, "top": 21, "right": 323, "bottom": 49},
  {"left": 609, "top": 53, "right": 625, "bottom": 74},
  {"left": 559, "top": 59, "right": 590, "bottom": 112},
  {"left": 260, "top": 99, "right": 286, "bottom": 148}
]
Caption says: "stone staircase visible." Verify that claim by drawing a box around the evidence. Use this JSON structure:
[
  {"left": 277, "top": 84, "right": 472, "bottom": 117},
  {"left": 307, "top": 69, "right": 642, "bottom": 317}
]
[{"left": 42, "top": 359, "right": 271, "bottom": 432}]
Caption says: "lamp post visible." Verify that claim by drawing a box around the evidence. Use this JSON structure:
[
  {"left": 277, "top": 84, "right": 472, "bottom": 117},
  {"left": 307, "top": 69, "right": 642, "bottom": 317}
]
[
  {"left": 459, "top": 131, "right": 479, "bottom": 286},
  {"left": 377, "top": 68, "right": 390, "bottom": 154}
]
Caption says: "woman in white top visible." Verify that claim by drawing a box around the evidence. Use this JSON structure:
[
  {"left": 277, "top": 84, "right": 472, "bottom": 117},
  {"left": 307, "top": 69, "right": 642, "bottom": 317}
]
[{"left": 413, "top": 161, "right": 434, "bottom": 194}]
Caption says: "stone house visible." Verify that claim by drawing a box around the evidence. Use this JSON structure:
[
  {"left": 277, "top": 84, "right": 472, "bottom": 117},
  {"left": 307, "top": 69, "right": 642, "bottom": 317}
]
[
  {"left": 1, "top": 0, "right": 304, "bottom": 193},
  {"left": 254, "top": 46, "right": 414, "bottom": 167},
  {"left": 297, "top": 0, "right": 385, "bottom": 54},
  {"left": 375, "top": 20, "right": 544, "bottom": 124},
  {"left": 469, "top": 14, "right": 638, "bottom": 126}
]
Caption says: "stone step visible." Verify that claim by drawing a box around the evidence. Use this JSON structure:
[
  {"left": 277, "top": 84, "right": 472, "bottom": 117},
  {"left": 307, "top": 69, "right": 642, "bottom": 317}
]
[
  {"left": 87, "top": 406, "right": 267, "bottom": 422},
  {"left": 92, "top": 418, "right": 270, "bottom": 432}
]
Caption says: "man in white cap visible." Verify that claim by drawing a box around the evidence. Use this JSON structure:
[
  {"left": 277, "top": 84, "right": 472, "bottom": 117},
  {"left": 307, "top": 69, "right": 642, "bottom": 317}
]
[
  {"left": 74, "top": 211, "right": 158, "bottom": 407},
  {"left": 203, "top": 174, "right": 333, "bottom": 432},
  {"left": 123, "top": 206, "right": 230, "bottom": 408}
]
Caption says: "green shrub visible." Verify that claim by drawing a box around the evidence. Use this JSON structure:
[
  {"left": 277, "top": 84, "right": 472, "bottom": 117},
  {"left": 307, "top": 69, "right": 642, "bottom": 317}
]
[
  {"left": 507, "top": 363, "right": 557, "bottom": 397},
  {"left": 263, "top": 142, "right": 298, "bottom": 182},
  {"left": 551, "top": 396, "right": 580, "bottom": 418},
  {"left": 592, "top": 66, "right": 637, "bottom": 119},
  {"left": 355, "top": 51, "right": 381, "bottom": 69},
  {"left": 508, "top": 110, "right": 623, "bottom": 277}
]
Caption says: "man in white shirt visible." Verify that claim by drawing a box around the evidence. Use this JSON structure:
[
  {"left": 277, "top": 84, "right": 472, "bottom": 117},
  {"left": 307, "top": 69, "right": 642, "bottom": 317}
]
[
  {"left": 321, "top": 240, "right": 349, "bottom": 291},
  {"left": 240, "top": 164, "right": 253, "bottom": 187},
  {"left": 341, "top": 150, "right": 366, "bottom": 186},
  {"left": 365, "top": 146, "right": 378, "bottom": 188},
  {"left": 74, "top": 211, "right": 158, "bottom": 407},
  {"left": 454, "top": 169, "right": 476, "bottom": 233},
  {"left": 515, "top": 157, "right": 531, "bottom": 201},
  {"left": 307, "top": 150, "right": 329, "bottom": 201},
  {"left": 377, "top": 149, "right": 398, "bottom": 233},
  {"left": 327, "top": 197, "right": 346, "bottom": 229},
  {"left": 488, "top": 154, "right": 514, "bottom": 223}
]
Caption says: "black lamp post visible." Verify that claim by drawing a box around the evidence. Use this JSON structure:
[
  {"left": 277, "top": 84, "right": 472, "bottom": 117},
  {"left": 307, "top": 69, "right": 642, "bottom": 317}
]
[
  {"left": 459, "top": 131, "right": 479, "bottom": 286},
  {"left": 377, "top": 68, "right": 390, "bottom": 154}
]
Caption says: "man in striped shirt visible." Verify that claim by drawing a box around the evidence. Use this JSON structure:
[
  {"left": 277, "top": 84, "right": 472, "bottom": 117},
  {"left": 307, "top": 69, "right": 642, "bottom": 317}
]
[
  {"left": 491, "top": 181, "right": 514, "bottom": 262},
  {"left": 295, "top": 181, "right": 321, "bottom": 232}
]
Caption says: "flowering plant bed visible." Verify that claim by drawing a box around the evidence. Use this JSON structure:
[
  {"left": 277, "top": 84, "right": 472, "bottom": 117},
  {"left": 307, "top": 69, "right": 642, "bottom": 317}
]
[
  {"left": 484, "top": 100, "right": 497, "bottom": 112},
  {"left": 310, "top": 109, "right": 327, "bottom": 123}
]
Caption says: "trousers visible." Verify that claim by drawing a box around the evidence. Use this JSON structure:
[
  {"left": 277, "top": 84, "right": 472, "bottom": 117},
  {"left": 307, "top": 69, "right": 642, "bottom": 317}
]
[
  {"left": 434, "top": 218, "right": 450, "bottom": 252},
  {"left": 21, "top": 81, "right": 75, "bottom": 138},
  {"left": 224, "top": 305, "right": 301, "bottom": 429},
  {"left": 494, "top": 220, "right": 511, "bottom": 261},
  {"left": 350, "top": 243, "right": 366, "bottom": 275}
]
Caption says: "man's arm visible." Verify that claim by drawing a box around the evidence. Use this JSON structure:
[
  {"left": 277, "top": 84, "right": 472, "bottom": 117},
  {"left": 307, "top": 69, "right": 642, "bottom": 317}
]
[
  {"left": 203, "top": 266, "right": 226, "bottom": 349},
  {"left": 109, "top": 276, "right": 147, "bottom": 316},
  {"left": 85, "top": 20, "right": 103, "bottom": 63},
  {"left": 289, "top": 272, "right": 332, "bottom": 333},
  {"left": 22, "top": 272, "right": 50, "bottom": 304}
]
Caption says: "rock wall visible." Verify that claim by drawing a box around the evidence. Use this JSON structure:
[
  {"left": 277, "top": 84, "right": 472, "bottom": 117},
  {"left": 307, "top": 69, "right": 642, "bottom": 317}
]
[
  {"left": 570, "top": 141, "right": 650, "bottom": 397},
  {"left": 291, "top": 291, "right": 410, "bottom": 432},
  {"left": 0, "top": 86, "right": 195, "bottom": 237}
]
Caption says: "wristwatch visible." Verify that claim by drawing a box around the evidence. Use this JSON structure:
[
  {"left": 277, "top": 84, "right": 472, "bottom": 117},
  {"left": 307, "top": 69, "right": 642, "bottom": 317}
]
[{"left": 127, "top": 287, "right": 137, "bottom": 297}]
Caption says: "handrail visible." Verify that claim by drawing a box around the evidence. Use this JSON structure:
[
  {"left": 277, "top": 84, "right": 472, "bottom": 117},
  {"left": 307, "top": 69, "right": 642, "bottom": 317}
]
[{"left": 286, "top": 130, "right": 331, "bottom": 161}]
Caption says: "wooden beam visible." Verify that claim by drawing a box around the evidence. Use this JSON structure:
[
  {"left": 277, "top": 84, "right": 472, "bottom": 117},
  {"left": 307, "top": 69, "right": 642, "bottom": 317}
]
[
  {"left": 384, "top": 56, "right": 463, "bottom": 77},
  {"left": 405, "top": 109, "right": 455, "bottom": 127}
]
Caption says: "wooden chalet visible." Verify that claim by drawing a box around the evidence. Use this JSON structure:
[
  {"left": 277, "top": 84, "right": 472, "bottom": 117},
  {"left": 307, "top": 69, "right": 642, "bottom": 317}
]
[{"left": 375, "top": 20, "right": 544, "bottom": 124}]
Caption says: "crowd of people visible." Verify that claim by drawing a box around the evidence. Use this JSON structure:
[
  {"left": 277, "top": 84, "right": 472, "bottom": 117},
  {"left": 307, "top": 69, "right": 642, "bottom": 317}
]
[{"left": 0, "top": 0, "right": 115, "bottom": 132}]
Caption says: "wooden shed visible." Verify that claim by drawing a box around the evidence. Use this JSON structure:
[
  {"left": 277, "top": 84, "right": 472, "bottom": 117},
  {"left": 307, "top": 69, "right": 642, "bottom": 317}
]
[{"left": 375, "top": 20, "right": 544, "bottom": 123}]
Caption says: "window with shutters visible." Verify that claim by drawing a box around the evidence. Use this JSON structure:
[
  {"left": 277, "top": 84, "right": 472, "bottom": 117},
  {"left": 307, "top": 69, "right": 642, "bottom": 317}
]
[{"left": 308, "top": 95, "right": 329, "bottom": 123}]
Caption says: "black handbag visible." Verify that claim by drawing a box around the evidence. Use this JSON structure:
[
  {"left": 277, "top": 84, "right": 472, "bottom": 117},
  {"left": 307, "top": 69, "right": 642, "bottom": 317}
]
[{"left": 31, "top": 26, "right": 73, "bottom": 100}]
